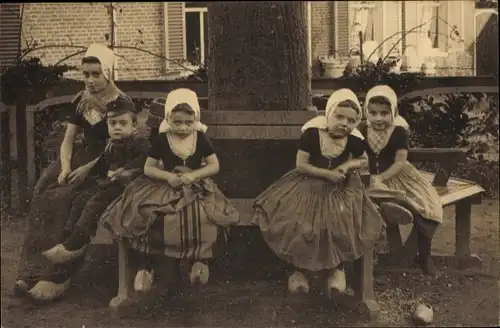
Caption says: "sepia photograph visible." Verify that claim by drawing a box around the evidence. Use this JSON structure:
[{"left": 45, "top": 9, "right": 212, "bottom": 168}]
[{"left": 1, "top": 1, "right": 498, "bottom": 327}]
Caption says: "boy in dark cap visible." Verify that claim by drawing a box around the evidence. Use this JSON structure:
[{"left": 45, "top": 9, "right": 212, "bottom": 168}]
[{"left": 43, "top": 98, "right": 151, "bottom": 263}]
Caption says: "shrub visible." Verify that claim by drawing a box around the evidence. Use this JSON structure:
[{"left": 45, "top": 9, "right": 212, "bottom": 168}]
[
  {"left": 401, "top": 93, "right": 479, "bottom": 149},
  {"left": 1, "top": 57, "right": 75, "bottom": 105},
  {"left": 404, "top": 93, "right": 499, "bottom": 196}
]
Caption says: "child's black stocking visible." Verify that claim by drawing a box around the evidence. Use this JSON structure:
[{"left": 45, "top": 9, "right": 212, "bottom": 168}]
[
  {"left": 137, "top": 252, "right": 155, "bottom": 272},
  {"left": 62, "top": 229, "right": 91, "bottom": 251},
  {"left": 415, "top": 216, "right": 438, "bottom": 276}
]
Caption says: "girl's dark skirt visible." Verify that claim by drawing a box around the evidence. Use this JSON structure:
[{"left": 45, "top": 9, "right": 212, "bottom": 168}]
[{"left": 253, "top": 170, "right": 385, "bottom": 272}]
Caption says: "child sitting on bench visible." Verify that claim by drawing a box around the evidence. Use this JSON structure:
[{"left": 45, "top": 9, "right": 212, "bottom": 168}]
[
  {"left": 358, "top": 85, "right": 443, "bottom": 276},
  {"left": 43, "top": 98, "right": 151, "bottom": 263},
  {"left": 101, "top": 88, "right": 239, "bottom": 293},
  {"left": 253, "top": 89, "right": 385, "bottom": 296}
]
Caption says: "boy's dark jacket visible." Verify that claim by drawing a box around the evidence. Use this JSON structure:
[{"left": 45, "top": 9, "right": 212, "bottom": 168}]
[{"left": 93, "top": 133, "right": 151, "bottom": 186}]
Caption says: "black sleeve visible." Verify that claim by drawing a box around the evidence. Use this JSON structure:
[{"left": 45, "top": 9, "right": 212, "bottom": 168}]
[
  {"left": 149, "top": 133, "right": 166, "bottom": 160},
  {"left": 123, "top": 137, "right": 152, "bottom": 170},
  {"left": 66, "top": 91, "right": 84, "bottom": 126},
  {"left": 298, "top": 128, "right": 316, "bottom": 154},
  {"left": 349, "top": 135, "right": 367, "bottom": 158},
  {"left": 198, "top": 132, "right": 216, "bottom": 158},
  {"left": 392, "top": 126, "right": 410, "bottom": 151}
]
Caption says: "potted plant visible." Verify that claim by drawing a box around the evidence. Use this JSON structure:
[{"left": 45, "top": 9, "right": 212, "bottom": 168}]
[{"left": 318, "top": 51, "right": 347, "bottom": 78}]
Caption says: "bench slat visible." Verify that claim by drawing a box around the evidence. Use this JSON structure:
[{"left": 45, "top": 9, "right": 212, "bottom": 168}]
[{"left": 418, "top": 171, "right": 485, "bottom": 206}]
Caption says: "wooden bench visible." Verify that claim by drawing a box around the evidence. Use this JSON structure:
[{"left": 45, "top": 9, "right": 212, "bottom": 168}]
[
  {"left": 95, "top": 107, "right": 382, "bottom": 319},
  {"left": 29, "top": 94, "right": 485, "bottom": 320}
]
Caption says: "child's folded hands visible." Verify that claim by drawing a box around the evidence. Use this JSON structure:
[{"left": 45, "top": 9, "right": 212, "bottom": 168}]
[
  {"left": 324, "top": 169, "right": 346, "bottom": 183},
  {"left": 180, "top": 172, "right": 197, "bottom": 185}
]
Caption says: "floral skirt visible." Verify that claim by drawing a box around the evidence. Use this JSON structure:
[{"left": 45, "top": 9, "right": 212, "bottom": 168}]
[
  {"left": 253, "top": 170, "right": 384, "bottom": 272},
  {"left": 101, "top": 173, "right": 240, "bottom": 260}
]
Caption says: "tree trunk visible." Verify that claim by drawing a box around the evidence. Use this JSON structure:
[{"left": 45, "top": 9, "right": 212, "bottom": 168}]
[{"left": 207, "top": 1, "right": 311, "bottom": 111}]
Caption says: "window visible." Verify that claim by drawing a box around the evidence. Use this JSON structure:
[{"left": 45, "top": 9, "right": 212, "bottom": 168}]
[
  {"left": 363, "top": 7, "right": 376, "bottom": 41},
  {"left": 184, "top": 6, "right": 208, "bottom": 65},
  {"left": 419, "top": 1, "right": 441, "bottom": 49},
  {"left": 350, "top": 2, "right": 377, "bottom": 47}
]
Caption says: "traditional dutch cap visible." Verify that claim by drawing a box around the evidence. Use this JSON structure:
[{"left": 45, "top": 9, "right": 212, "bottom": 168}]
[
  {"left": 158, "top": 88, "right": 208, "bottom": 133},
  {"left": 83, "top": 43, "right": 116, "bottom": 81},
  {"left": 364, "top": 85, "right": 409, "bottom": 129},
  {"left": 301, "top": 88, "right": 364, "bottom": 139}
]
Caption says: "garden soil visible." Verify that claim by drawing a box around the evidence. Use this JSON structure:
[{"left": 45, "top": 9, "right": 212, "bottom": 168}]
[{"left": 1, "top": 199, "right": 499, "bottom": 327}]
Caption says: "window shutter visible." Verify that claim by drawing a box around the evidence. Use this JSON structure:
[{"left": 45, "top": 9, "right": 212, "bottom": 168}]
[
  {"left": 0, "top": 3, "right": 21, "bottom": 70},
  {"left": 336, "top": 1, "right": 350, "bottom": 56},
  {"left": 166, "top": 2, "right": 185, "bottom": 70},
  {"left": 383, "top": 1, "right": 403, "bottom": 56}
]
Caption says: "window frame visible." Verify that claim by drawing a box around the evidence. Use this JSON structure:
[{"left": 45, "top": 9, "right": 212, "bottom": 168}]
[{"left": 184, "top": 6, "right": 208, "bottom": 65}]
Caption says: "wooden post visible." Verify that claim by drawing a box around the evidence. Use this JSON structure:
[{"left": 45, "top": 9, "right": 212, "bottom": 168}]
[
  {"left": 109, "top": 238, "right": 133, "bottom": 310},
  {"left": 25, "top": 105, "right": 36, "bottom": 191},
  {"left": 352, "top": 250, "right": 381, "bottom": 319},
  {"left": 359, "top": 31, "right": 365, "bottom": 65},
  {"left": 15, "top": 94, "right": 30, "bottom": 210},
  {"left": 0, "top": 102, "right": 11, "bottom": 210}
]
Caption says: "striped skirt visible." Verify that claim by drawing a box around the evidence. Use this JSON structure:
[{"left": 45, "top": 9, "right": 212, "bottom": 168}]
[
  {"left": 101, "top": 174, "right": 239, "bottom": 260},
  {"left": 253, "top": 170, "right": 384, "bottom": 272}
]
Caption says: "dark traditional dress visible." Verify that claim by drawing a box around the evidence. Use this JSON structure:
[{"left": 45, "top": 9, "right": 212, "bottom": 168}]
[
  {"left": 101, "top": 131, "right": 239, "bottom": 260},
  {"left": 358, "top": 122, "right": 442, "bottom": 238},
  {"left": 16, "top": 92, "right": 116, "bottom": 296},
  {"left": 253, "top": 128, "right": 384, "bottom": 272}
]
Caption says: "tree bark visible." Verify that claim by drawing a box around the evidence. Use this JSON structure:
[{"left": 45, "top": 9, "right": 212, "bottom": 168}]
[{"left": 207, "top": 1, "right": 311, "bottom": 111}]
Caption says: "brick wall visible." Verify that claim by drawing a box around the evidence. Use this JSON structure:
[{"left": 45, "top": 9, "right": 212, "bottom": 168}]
[
  {"left": 21, "top": 2, "right": 166, "bottom": 80},
  {"left": 310, "top": 1, "right": 336, "bottom": 77}
]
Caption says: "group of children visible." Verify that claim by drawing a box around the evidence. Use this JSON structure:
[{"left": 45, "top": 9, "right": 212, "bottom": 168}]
[
  {"left": 37, "top": 83, "right": 442, "bottom": 299},
  {"left": 16, "top": 43, "right": 441, "bottom": 301}
]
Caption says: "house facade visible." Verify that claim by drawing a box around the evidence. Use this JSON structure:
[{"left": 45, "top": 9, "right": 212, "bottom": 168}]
[{"left": 0, "top": 1, "right": 482, "bottom": 80}]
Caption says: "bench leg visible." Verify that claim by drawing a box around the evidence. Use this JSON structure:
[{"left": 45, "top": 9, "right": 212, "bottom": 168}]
[
  {"left": 352, "top": 249, "right": 381, "bottom": 319},
  {"left": 453, "top": 201, "right": 483, "bottom": 268},
  {"left": 386, "top": 225, "right": 403, "bottom": 254},
  {"left": 455, "top": 201, "right": 472, "bottom": 258},
  {"left": 109, "top": 239, "right": 133, "bottom": 309}
]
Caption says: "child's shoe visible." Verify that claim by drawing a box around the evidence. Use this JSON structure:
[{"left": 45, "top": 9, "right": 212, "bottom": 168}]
[
  {"left": 287, "top": 271, "right": 310, "bottom": 294},
  {"left": 326, "top": 267, "right": 346, "bottom": 297},
  {"left": 42, "top": 244, "right": 86, "bottom": 264},
  {"left": 134, "top": 269, "right": 154, "bottom": 293},
  {"left": 27, "top": 278, "right": 72, "bottom": 301},
  {"left": 189, "top": 261, "right": 209, "bottom": 285},
  {"left": 380, "top": 202, "right": 413, "bottom": 226}
]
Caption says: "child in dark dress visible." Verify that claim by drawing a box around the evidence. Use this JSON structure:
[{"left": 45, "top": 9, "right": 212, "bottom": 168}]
[
  {"left": 43, "top": 98, "right": 151, "bottom": 264},
  {"left": 101, "top": 88, "right": 239, "bottom": 293},
  {"left": 253, "top": 89, "right": 385, "bottom": 296},
  {"left": 359, "top": 85, "right": 443, "bottom": 276}
]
